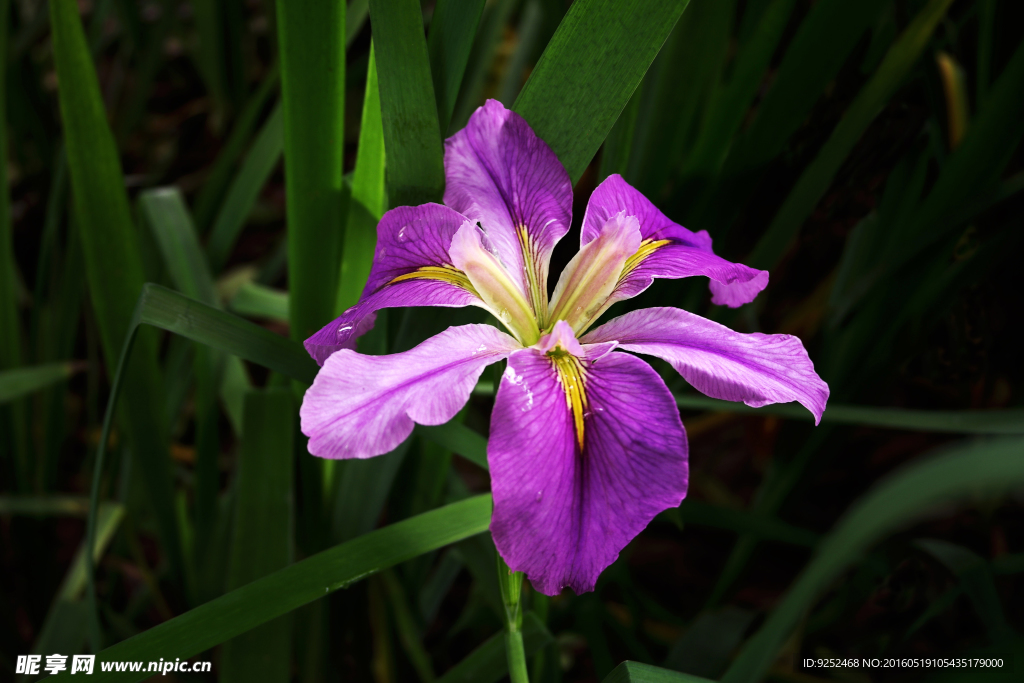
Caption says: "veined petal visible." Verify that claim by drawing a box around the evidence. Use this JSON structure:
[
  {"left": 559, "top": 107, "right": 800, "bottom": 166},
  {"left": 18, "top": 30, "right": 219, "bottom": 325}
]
[
  {"left": 301, "top": 324, "right": 521, "bottom": 459},
  {"left": 450, "top": 222, "right": 541, "bottom": 345},
  {"left": 583, "top": 307, "right": 829, "bottom": 423},
  {"left": 582, "top": 174, "right": 769, "bottom": 309},
  {"left": 489, "top": 322, "right": 688, "bottom": 596},
  {"left": 548, "top": 212, "right": 641, "bottom": 333},
  {"left": 444, "top": 99, "right": 573, "bottom": 316},
  {"left": 304, "top": 204, "right": 482, "bottom": 365}
]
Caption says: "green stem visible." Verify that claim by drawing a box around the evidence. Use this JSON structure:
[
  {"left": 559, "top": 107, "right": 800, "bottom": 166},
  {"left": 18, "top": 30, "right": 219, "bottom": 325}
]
[
  {"left": 496, "top": 552, "right": 529, "bottom": 683},
  {"left": 505, "top": 628, "right": 529, "bottom": 683}
]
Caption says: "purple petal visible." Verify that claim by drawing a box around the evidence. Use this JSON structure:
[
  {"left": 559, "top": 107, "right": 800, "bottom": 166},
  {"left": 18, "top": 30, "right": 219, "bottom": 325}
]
[
  {"left": 304, "top": 204, "right": 483, "bottom": 365},
  {"left": 583, "top": 174, "right": 768, "bottom": 308},
  {"left": 444, "top": 99, "right": 572, "bottom": 313},
  {"left": 489, "top": 339, "right": 688, "bottom": 596},
  {"left": 301, "top": 324, "right": 520, "bottom": 459},
  {"left": 583, "top": 307, "right": 829, "bottom": 423}
]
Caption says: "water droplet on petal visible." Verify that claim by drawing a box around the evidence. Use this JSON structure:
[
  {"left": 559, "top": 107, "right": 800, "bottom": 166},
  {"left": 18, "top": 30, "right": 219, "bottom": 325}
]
[
  {"left": 535, "top": 490, "right": 543, "bottom": 502},
  {"left": 397, "top": 226, "right": 408, "bottom": 241}
]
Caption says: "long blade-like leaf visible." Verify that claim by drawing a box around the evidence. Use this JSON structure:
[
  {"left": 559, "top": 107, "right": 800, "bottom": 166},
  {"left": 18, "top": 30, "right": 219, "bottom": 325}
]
[
  {"left": 0, "top": 362, "right": 77, "bottom": 403},
  {"left": 221, "top": 388, "right": 295, "bottom": 682},
  {"left": 513, "top": 0, "right": 690, "bottom": 184},
  {"left": 603, "top": 661, "right": 716, "bottom": 683},
  {"left": 336, "top": 43, "right": 386, "bottom": 316},
  {"left": 50, "top": 495, "right": 492, "bottom": 682},
  {"left": 51, "top": 0, "right": 183, "bottom": 592},
  {"left": 427, "top": 0, "right": 486, "bottom": 134},
  {"left": 369, "top": 0, "right": 446, "bottom": 207},
  {"left": 276, "top": 0, "right": 346, "bottom": 341}
]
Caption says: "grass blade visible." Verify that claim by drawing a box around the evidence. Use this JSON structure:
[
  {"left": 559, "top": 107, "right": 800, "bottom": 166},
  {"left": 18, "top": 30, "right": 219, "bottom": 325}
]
[
  {"left": 336, "top": 43, "right": 386, "bottom": 316},
  {"left": 745, "top": 0, "right": 955, "bottom": 271},
  {"left": 221, "top": 388, "right": 295, "bottom": 682},
  {"left": 369, "top": 0, "right": 445, "bottom": 207},
  {"left": 0, "top": 362, "right": 77, "bottom": 403},
  {"left": 134, "top": 284, "right": 317, "bottom": 384},
  {"left": 49, "top": 495, "right": 493, "bottom": 682},
  {"left": 139, "top": 188, "right": 217, "bottom": 305},
  {"left": 276, "top": 0, "right": 346, "bottom": 341},
  {"left": 230, "top": 281, "right": 289, "bottom": 322},
  {"left": 418, "top": 422, "right": 488, "bottom": 470},
  {"left": 206, "top": 103, "right": 285, "bottom": 273},
  {"left": 193, "top": 68, "right": 280, "bottom": 231},
  {"left": 512, "top": 0, "right": 690, "bottom": 184},
  {"left": 427, "top": 0, "right": 486, "bottom": 134},
  {"left": 51, "top": 0, "right": 183, "bottom": 588},
  {"left": 722, "top": 437, "right": 1024, "bottom": 683}
]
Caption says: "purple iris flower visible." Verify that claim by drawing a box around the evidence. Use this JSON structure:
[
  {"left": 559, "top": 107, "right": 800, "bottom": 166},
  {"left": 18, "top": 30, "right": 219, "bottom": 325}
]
[{"left": 300, "top": 100, "right": 828, "bottom": 596}]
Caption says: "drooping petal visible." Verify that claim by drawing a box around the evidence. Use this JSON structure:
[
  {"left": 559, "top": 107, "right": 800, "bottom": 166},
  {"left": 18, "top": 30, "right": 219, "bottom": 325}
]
[
  {"left": 548, "top": 212, "right": 641, "bottom": 333},
  {"left": 301, "top": 324, "right": 521, "bottom": 459},
  {"left": 304, "top": 204, "right": 483, "bottom": 365},
  {"left": 583, "top": 307, "right": 829, "bottom": 423},
  {"left": 582, "top": 174, "right": 768, "bottom": 309},
  {"left": 449, "top": 222, "right": 540, "bottom": 345},
  {"left": 489, "top": 322, "right": 688, "bottom": 596},
  {"left": 444, "top": 99, "right": 573, "bottom": 315}
]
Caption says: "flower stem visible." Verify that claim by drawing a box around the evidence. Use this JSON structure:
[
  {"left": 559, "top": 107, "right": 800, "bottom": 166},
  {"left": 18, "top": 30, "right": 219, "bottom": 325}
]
[{"left": 496, "top": 552, "right": 530, "bottom": 683}]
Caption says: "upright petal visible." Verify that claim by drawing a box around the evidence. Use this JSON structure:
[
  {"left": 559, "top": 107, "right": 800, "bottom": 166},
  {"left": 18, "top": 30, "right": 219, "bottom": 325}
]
[
  {"left": 582, "top": 174, "right": 768, "bottom": 309},
  {"left": 489, "top": 324, "right": 688, "bottom": 596},
  {"left": 583, "top": 307, "right": 829, "bottom": 423},
  {"left": 302, "top": 324, "right": 521, "bottom": 459},
  {"left": 444, "top": 99, "right": 573, "bottom": 315},
  {"left": 548, "top": 212, "right": 641, "bottom": 333},
  {"left": 304, "top": 204, "right": 483, "bottom": 365}
]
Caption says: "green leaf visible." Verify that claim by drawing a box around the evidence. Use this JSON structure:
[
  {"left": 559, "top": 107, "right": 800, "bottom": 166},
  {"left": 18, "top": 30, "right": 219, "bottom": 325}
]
[
  {"left": 139, "top": 188, "right": 218, "bottom": 306},
  {"left": 50, "top": 495, "right": 492, "bottom": 682},
  {"left": 427, "top": 0, "right": 487, "bottom": 134},
  {"left": 276, "top": 0, "right": 346, "bottom": 341},
  {"left": 513, "top": 0, "right": 690, "bottom": 184},
  {"left": 673, "top": 394, "right": 1024, "bottom": 435},
  {"left": 221, "top": 388, "right": 295, "bottom": 682},
  {"left": 0, "top": 0, "right": 19, "bottom": 378},
  {"left": 51, "top": 0, "right": 183, "bottom": 588},
  {"left": 602, "top": 661, "right": 717, "bottom": 683},
  {"left": 722, "top": 437, "right": 1024, "bottom": 683},
  {"left": 133, "top": 284, "right": 317, "bottom": 384},
  {"left": 369, "top": 0, "right": 446, "bottom": 207},
  {"left": 336, "top": 43, "right": 387, "bottom": 316},
  {"left": 745, "top": 0, "right": 956, "bottom": 271},
  {"left": 206, "top": 103, "right": 285, "bottom": 273},
  {"left": 0, "top": 362, "right": 77, "bottom": 403},
  {"left": 192, "top": 67, "right": 280, "bottom": 231},
  {"left": 0, "top": 495, "right": 89, "bottom": 516},
  {"left": 230, "top": 281, "right": 290, "bottom": 322},
  {"left": 418, "top": 421, "right": 489, "bottom": 470},
  {"left": 436, "top": 612, "right": 553, "bottom": 683}
]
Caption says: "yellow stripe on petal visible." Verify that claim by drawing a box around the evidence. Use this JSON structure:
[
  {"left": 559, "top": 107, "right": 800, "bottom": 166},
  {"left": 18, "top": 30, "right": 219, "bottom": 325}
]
[
  {"left": 548, "top": 347, "right": 588, "bottom": 450},
  {"left": 619, "top": 238, "right": 672, "bottom": 282},
  {"left": 388, "top": 264, "right": 479, "bottom": 295}
]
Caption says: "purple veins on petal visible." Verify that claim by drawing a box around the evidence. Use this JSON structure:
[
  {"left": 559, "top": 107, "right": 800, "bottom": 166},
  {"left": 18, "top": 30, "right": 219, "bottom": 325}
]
[
  {"left": 582, "top": 174, "right": 769, "bottom": 308},
  {"left": 489, "top": 322, "right": 687, "bottom": 596},
  {"left": 583, "top": 307, "right": 829, "bottom": 423},
  {"left": 444, "top": 99, "right": 573, "bottom": 314},
  {"left": 304, "top": 204, "right": 484, "bottom": 365},
  {"left": 301, "top": 324, "right": 521, "bottom": 459}
]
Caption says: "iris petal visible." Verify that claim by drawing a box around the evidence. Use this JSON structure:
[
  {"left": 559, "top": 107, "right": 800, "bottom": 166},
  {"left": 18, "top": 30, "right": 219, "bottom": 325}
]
[{"left": 489, "top": 323, "right": 688, "bottom": 596}]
